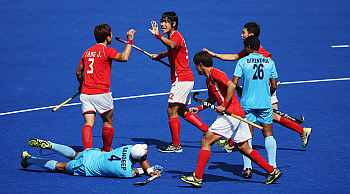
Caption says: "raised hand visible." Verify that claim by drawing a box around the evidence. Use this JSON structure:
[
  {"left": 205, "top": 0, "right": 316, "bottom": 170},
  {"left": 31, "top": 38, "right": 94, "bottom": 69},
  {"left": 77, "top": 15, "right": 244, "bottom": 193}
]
[
  {"left": 127, "top": 29, "right": 136, "bottom": 40},
  {"left": 148, "top": 20, "right": 160, "bottom": 36}
]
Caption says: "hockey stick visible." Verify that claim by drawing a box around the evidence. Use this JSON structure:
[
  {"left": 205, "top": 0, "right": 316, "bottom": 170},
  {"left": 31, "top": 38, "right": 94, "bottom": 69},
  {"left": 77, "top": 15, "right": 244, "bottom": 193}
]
[
  {"left": 114, "top": 36, "right": 171, "bottom": 68},
  {"left": 273, "top": 109, "right": 304, "bottom": 124},
  {"left": 133, "top": 174, "right": 161, "bottom": 186},
  {"left": 192, "top": 92, "right": 263, "bottom": 130},
  {"left": 51, "top": 92, "right": 80, "bottom": 112},
  {"left": 234, "top": 86, "right": 304, "bottom": 124}
]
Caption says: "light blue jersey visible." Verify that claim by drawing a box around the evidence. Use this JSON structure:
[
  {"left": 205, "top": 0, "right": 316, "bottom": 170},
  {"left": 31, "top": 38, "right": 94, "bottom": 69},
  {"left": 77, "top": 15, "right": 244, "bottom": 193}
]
[
  {"left": 67, "top": 145, "right": 134, "bottom": 177},
  {"left": 234, "top": 53, "right": 278, "bottom": 109}
]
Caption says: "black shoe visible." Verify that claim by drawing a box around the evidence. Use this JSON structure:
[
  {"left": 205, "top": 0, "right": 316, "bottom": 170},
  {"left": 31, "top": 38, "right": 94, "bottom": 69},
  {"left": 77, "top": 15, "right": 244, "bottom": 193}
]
[
  {"left": 242, "top": 168, "right": 253, "bottom": 179},
  {"left": 158, "top": 144, "right": 183, "bottom": 153}
]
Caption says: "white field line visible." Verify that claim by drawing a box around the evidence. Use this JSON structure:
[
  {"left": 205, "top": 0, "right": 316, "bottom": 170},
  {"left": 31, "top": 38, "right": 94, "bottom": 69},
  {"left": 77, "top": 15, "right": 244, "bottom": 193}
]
[
  {"left": 331, "top": 45, "right": 349, "bottom": 48},
  {"left": 1, "top": 77, "right": 349, "bottom": 116}
]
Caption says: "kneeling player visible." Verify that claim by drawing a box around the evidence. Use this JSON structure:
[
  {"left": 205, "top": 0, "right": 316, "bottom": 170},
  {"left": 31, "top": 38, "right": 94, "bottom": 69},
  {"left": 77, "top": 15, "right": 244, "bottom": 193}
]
[
  {"left": 21, "top": 138, "right": 162, "bottom": 178},
  {"left": 180, "top": 51, "right": 281, "bottom": 187}
]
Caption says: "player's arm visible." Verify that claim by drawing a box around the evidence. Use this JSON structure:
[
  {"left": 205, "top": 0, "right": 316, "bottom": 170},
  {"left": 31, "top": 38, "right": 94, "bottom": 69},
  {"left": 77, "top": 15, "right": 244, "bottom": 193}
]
[
  {"left": 232, "top": 75, "right": 241, "bottom": 94},
  {"left": 203, "top": 48, "right": 240, "bottom": 61},
  {"left": 270, "top": 78, "right": 278, "bottom": 95},
  {"left": 216, "top": 80, "right": 235, "bottom": 113},
  {"left": 111, "top": 29, "right": 136, "bottom": 62},
  {"left": 269, "top": 62, "right": 278, "bottom": 95},
  {"left": 225, "top": 80, "right": 235, "bottom": 102},
  {"left": 140, "top": 159, "right": 160, "bottom": 177},
  {"left": 150, "top": 51, "right": 169, "bottom": 60},
  {"left": 75, "top": 61, "right": 84, "bottom": 90}
]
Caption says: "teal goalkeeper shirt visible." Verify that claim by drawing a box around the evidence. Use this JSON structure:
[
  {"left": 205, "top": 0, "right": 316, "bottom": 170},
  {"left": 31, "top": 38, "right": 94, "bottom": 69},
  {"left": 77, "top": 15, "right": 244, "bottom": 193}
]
[{"left": 234, "top": 53, "right": 278, "bottom": 109}]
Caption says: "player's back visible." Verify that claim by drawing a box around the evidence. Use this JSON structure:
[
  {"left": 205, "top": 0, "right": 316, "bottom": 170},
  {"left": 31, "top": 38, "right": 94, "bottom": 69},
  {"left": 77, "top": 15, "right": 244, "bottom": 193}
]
[
  {"left": 235, "top": 53, "right": 278, "bottom": 109},
  {"left": 83, "top": 145, "right": 134, "bottom": 177},
  {"left": 81, "top": 43, "right": 117, "bottom": 94}
]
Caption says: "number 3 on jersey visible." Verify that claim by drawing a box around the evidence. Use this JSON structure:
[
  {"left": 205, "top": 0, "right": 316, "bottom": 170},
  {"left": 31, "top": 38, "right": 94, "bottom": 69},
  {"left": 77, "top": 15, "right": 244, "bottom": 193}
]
[
  {"left": 253, "top": 63, "right": 264, "bottom": 80},
  {"left": 87, "top": 58, "right": 94, "bottom": 74}
]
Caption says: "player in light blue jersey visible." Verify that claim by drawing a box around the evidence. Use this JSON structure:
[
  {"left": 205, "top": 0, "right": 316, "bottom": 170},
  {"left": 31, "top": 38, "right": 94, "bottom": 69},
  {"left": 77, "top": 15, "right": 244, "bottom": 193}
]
[
  {"left": 20, "top": 138, "right": 163, "bottom": 178},
  {"left": 232, "top": 36, "right": 279, "bottom": 176},
  {"left": 234, "top": 46, "right": 278, "bottom": 110}
]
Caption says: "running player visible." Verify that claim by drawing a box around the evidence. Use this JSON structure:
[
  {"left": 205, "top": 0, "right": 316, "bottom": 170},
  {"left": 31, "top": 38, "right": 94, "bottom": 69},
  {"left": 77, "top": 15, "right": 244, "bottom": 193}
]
[
  {"left": 148, "top": 12, "right": 208, "bottom": 153},
  {"left": 76, "top": 24, "right": 135, "bottom": 151},
  {"left": 204, "top": 22, "right": 312, "bottom": 178},
  {"left": 21, "top": 138, "right": 163, "bottom": 178},
  {"left": 180, "top": 51, "right": 281, "bottom": 187},
  {"left": 204, "top": 22, "right": 312, "bottom": 150}
]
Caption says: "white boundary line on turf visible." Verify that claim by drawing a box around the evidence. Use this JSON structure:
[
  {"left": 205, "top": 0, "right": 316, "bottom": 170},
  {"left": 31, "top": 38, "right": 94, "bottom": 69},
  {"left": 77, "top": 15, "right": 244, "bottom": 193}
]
[
  {"left": 331, "top": 45, "right": 349, "bottom": 48},
  {"left": 1, "top": 77, "right": 350, "bottom": 116}
]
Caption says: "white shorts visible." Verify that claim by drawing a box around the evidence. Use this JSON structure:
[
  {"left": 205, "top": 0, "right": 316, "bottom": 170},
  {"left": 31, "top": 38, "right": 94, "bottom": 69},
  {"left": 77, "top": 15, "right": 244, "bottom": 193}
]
[
  {"left": 271, "top": 90, "right": 278, "bottom": 104},
  {"left": 80, "top": 92, "right": 114, "bottom": 114},
  {"left": 208, "top": 114, "right": 252, "bottom": 143},
  {"left": 168, "top": 81, "right": 194, "bottom": 104}
]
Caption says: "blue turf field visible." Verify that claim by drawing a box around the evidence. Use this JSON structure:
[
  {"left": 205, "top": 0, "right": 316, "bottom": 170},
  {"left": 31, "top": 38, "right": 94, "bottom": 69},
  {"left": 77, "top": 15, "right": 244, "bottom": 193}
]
[{"left": 1, "top": 0, "right": 350, "bottom": 193}]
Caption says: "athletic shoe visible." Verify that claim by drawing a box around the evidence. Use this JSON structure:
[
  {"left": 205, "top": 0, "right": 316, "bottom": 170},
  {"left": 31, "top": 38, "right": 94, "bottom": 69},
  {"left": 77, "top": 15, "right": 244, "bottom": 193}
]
[
  {"left": 180, "top": 173, "right": 202, "bottom": 187},
  {"left": 301, "top": 128, "right": 312, "bottom": 148},
  {"left": 216, "top": 139, "right": 236, "bottom": 153},
  {"left": 28, "top": 138, "right": 52, "bottom": 149},
  {"left": 159, "top": 144, "right": 183, "bottom": 153},
  {"left": 216, "top": 139, "right": 227, "bottom": 147},
  {"left": 224, "top": 142, "right": 236, "bottom": 153},
  {"left": 21, "top": 151, "right": 31, "bottom": 168},
  {"left": 242, "top": 168, "right": 253, "bottom": 179},
  {"left": 265, "top": 168, "right": 282, "bottom": 184},
  {"left": 299, "top": 115, "right": 305, "bottom": 124}
]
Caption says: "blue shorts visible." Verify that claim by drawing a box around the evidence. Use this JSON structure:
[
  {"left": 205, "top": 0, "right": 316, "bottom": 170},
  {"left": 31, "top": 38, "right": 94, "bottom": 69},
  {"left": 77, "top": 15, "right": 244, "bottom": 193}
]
[{"left": 244, "top": 108, "right": 273, "bottom": 125}]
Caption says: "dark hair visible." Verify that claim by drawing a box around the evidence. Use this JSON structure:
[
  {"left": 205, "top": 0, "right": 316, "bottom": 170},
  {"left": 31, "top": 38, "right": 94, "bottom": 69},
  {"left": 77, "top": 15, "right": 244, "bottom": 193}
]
[
  {"left": 244, "top": 22, "right": 260, "bottom": 37},
  {"left": 244, "top": 36, "right": 260, "bottom": 51},
  {"left": 161, "top": 11, "right": 178, "bottom": 30},
  {"left": 193, "top": 51, "right": 213, "bottom": 67},
  {"left": 94, "top": 24, "right": 112, "bottom": 43}
]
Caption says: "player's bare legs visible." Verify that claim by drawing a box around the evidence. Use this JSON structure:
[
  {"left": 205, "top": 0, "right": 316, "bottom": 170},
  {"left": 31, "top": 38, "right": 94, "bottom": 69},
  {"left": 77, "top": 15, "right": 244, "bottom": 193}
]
[
  {"left": 55, "top": 162, "right": 68, "bottom": 172},
  {"left": 82, "top": 113, "right": 95, "bottom": 149},
  {"left": 101, "top": 109, "right": 115, "bottom": 151}
]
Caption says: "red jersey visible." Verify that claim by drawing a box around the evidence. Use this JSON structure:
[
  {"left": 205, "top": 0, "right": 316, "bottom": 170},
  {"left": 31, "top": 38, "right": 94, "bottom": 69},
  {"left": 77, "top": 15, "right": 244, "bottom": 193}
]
[
  {"left": 80, "top": 43, "right": 118, "bottom": 94},
  {"left": 206, "top": 68, "right": 245, "bottom": 117},
  {"left": 238, "top": 46, "right": 272, "bottom": 59},
  {"left": 167, "top": 31, "right": 194, "bottom": 83}
]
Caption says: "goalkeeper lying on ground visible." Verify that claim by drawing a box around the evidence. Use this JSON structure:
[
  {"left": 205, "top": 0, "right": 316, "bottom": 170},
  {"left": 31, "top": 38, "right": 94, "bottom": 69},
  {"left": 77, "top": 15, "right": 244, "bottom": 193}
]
[{"left": 20, "top": 138, "right": 163, "bottom": 178}]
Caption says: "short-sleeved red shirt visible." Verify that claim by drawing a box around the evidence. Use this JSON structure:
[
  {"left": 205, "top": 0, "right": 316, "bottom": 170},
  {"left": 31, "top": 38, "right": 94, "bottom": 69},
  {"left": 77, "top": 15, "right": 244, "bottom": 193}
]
[
  {"left": 206, "top": 68, "right": 245, "bottom": 117},
  {"left": 80, "top": 43, "right": 118, "bottom": 94},
  {"left": 238, "top": 46, "right": 272, "bottom": 59},
  {"left": 167, "top": 31, "right": 194, "bottom": 83}
]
